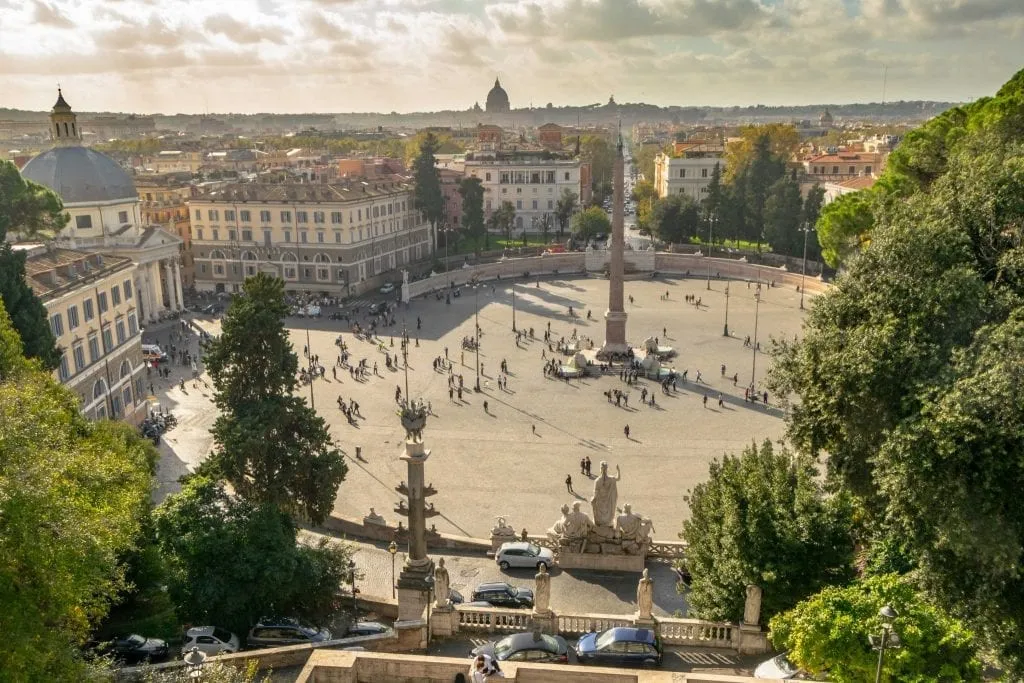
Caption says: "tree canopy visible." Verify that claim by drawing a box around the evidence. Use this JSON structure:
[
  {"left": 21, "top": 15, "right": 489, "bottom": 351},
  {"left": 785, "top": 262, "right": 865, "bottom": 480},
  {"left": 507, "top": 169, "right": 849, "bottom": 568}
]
[
  {"left": 580, "top": 135, "right": 615, "bottom": 189},
  {"left": 570, "top": 206, "right": 611, "bottom": 242},
  {"left": 769, "top": 68, "right": 1024, "bottom": 675},
  {"left": 203, "top": 274, "right": 346, "bottom": 524},
  {"left": 153, "top": 476, "right": 353, "bottom": 638},
  {"left": 555, "top": 189, "right": 578, "bottom": 239},
  {"left": 724, "top": 124, "right": 799, "bottom": 183},
  {"left": 0, "top": 300, "right": 155, "bottom": 680},
  {"left": 457, "top": 176, "right": 484, "bottom": 252},
  {"left": 770, "top": 574, "right": 981, "bottom": 683},
  {"left": 412, "top": 131, "right": 444, "bottom": 241},
  {"left": 680, "top": 440, "right": 854, "bottom": 625},
  {"left": 649, "top": 193, "right": 701, "bottom": 244}
]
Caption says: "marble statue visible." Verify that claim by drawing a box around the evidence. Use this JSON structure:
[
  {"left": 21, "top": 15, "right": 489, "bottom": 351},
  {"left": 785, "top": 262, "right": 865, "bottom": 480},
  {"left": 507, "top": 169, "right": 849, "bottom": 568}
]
[
  {"left": 637, "top": 568, "right": 654, "bottom": 620},
  {"left": 534, "top": 563, "right": 551, "bottom": 614},
  {"left": 364, "top": 507, "right": 386, "bottom": 526},
  {"left": 744, "top": 585, "right": 762, "bottom": 626},
  {"left": 492, "top": 516, "right": 516, "bottom": 538},
  {"left": 564, "top": 502, "right": 593, "bottom": 541},
  {"left": 547, "top": 504, "right": 571, "bottom": 542},
  {"left": 591, "top": 461, "right": 621, "bottom": 527},
  {"left": 615, "top": 503, "right": 643, "bottom": 541},
  {"left": 434, "top": 558, "right": 450, "bottom": 607}
]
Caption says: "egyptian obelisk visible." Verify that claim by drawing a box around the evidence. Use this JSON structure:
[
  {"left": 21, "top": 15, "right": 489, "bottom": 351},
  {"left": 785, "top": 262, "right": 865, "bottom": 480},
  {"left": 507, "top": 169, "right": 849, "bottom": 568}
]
[{"left": 598, "top": 123, "right": 629, "bottom": 360}]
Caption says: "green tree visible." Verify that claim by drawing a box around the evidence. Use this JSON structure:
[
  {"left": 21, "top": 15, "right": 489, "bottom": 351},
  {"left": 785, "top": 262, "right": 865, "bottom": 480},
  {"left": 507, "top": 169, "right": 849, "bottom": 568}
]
[
  {"left": 649, "top": 194, "right": 700, "bottom": 244},
  {"left": 801, "top": 184, "right": 826, "bottom": 262},
  {"left": 740, "top": 134, "right": 787, "bottom": 251},
  {"left": 724, "top": 124, "right": 799, "bottom": 182},
  {"left": 555, "top": 189, "right": 578, "bottom": 239},
  {"left": 153, "top": 476, "right": 352, "bottom": 638},
  {"left": 0, "top": 300, "right": 155, "bottom": 680},
  {"left": 680, "top": 440, "right": 854, "bottom": 625},
  {"left": 702, "top": 161, "right": 724, "bottom": 220},
  {"left": 580, "top": 135, "right": 615, "bottom": 189},
  {"left": 491, "top": 200, "right": 517, "bottom": 244},
  {"left": 0, "top": 161, "right": 66, "bottom": 369},
  {"left": 632, "top": 143, "right": 662, "bottom": 181},
  {"left": 457, "top": 176, "right": 485, "bottom": 255},
  {"left": 720, "top": 174, "right": 748, "bottom": 248},
  {"left": 763, "top": 177, "right": 803, "bottom": 257},
  {"left": 570, "top": 205, "right": 611, "bottom": 242},
  {"left": 203, "top": 274, "right": 346, "bottom": 524},
  {"left": 815, "top": 190, "right": 875, "bottom": 267},
  {"left": 412, "top": 131, "right": 444, "bottom": 252},
  {"left": 631, "top": 179, "right": 658, "bottom": 234},
  {"left": 770, "top": 574, "right": 981, "bottom": 683}
]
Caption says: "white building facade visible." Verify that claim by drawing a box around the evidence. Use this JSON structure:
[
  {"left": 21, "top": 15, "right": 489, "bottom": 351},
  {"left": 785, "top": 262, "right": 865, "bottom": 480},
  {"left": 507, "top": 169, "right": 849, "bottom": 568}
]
[
  {"left": 464, "top": 158, "right": 583, "bottom": 233},
  {"left": 187, "top": 179, "right": 432, "bottom": 297},
  {"left": 653, "top": 152, "right": 726, "bottom": 202}
]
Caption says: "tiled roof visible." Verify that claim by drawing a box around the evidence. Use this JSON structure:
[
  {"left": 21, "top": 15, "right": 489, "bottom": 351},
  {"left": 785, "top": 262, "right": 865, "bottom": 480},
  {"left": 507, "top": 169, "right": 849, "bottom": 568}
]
[
  {"left": 195, "top": 179, "right": 413, "bottom": 203},
  {"left": 23, "top": 247, "right": 133, "bottom": 299}
]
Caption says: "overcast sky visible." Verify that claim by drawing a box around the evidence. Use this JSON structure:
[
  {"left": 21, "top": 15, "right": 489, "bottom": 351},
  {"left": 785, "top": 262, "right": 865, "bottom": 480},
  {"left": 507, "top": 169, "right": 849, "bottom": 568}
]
[{"left": 0, "top": 0, "right": 1021, "bottom": 115}]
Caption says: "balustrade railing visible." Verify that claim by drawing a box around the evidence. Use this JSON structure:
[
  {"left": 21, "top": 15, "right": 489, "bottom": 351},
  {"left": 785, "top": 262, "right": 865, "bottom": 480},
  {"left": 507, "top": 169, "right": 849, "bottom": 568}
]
[
  {"left": 647, "top": 541, "right": 687, "bottom": 560},
  {"left": 555, "top": 613, "right": 634, "bottom": 637},
  {"left": 455, "top": 605, "right": 535, "bottom": 633},
  {"left": 657, "top": 618, "right": 735, "bottom": 648}
]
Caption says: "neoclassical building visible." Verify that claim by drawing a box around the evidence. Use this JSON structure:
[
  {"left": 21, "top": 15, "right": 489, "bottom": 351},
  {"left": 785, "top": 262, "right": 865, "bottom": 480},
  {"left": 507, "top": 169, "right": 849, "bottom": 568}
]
[{"left": 20, "top": 90, "right": 185, "bottom": 323}]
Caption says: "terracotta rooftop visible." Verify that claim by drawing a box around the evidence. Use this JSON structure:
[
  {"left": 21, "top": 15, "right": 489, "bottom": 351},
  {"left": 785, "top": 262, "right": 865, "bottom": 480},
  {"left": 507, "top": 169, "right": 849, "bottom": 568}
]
[
  {"left": 196, "top": 179, "right": 413, "bottom": 203},
  {"left": 22, "top": 246, "right": 134, "bottom": 300},
  {"left": 836, "top": 176, "right": 876, "bottom": 190}
]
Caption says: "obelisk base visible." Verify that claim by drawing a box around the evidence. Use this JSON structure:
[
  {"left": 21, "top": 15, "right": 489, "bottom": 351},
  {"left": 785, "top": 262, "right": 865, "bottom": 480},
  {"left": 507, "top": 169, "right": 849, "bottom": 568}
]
[{"left": 597, "top": 310, "right": 630, "bottom": 361}]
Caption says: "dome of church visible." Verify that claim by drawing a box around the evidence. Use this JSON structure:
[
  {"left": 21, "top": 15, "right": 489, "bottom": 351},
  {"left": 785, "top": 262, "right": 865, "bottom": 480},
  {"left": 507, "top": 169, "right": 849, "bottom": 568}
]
[
  {"left": 819, "top": 108, "right": 834, "bottom": 126},
  {"left": 20, "top": 88, "right": 138, "bottom": 205},
  {"left": 22, "top": 147, "right": 137, "bottom": 204},
  {"left": 486, "top": 78, "right": 510, "bottom": 113}
]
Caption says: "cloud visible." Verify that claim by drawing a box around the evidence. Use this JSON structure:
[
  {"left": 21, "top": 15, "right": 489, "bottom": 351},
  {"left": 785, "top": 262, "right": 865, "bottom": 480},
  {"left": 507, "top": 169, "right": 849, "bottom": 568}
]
[
  {"left": 31, "top": 0, "right": 73, "bottom": 28},
  {"left": 203, "top": 13, "right": 289, "bottom": 44}
]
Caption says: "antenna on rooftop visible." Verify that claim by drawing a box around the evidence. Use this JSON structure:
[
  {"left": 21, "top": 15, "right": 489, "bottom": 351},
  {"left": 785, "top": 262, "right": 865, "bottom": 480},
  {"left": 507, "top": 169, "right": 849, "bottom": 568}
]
[{"left": 881, "top": 64, "right": 888, "bottom": 107}]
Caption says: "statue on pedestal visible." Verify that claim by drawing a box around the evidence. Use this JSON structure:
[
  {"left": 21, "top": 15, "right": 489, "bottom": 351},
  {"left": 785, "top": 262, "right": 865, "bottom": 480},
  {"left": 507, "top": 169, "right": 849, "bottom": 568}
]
[
  {"left": 547, "top": 504, "right": 571, "bottom": 543},
  {"left": 615, "top": 503, "right": 654, "bottom": 555},
  {"left": 434, "top": 558, "right": 450, "bottom": 607},
  {"left": 591, "top": 462, "right": 621, "bottom": 527},
  {"left": 534, "top": 563, "right": 551, "bottom": 614},
  {"left": 492, "top": 516, "right": 516, "bottom": 540},
  {"left": 744, "top": 585, "right": 762, "bottom": 626},
  {"left": 637, "top": 568, "right": 654, "bottom": 620},
  {"left": 364, "top": 508, "right": 386, "bottom": 526},
  {"left": 563, "top": 502, "right": 594, "bottom": 552}
]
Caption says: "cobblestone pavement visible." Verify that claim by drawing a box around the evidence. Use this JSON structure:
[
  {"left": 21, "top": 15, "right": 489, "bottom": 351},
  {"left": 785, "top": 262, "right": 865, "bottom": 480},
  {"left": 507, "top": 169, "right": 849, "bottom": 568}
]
[{"left": 153, "top": 274, "right": 806, "bottom": 540}]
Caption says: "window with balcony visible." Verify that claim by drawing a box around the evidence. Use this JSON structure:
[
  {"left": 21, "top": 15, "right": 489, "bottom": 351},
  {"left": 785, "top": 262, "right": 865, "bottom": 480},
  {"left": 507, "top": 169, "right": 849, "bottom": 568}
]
[
  {"left": 88, "top": 333, "right": 100, "bottom": 362},
  {"left": 73, "top": 343, "right": 85, "bottom": 372},
  {"left": 128, "top": 312, "right": 138, "bottom": 336},
  {"left": 212, "top": 229, "right": 219, "bottom": 241},
  {"left": 97, "top": 292, "right": 108, "bottom": 314},
  {"left": 76, "top": 215, "right": 92, "bottom": 229},
  {"left": 313, "top": 211, "right": 325, "bottom": 223},
  {"left": 208, "top": 209, "right": 219, "bottom": 221},
  {"left": 83, "top": 298, "right": 94, "bottom": 321},
  {"left": 111, "top": 285, "right": 121, "bottom": 306},
  {"left": 196, "top": 228, "right": 204, "bottom": 240},
  {"left": 240, "top": 210, "right": 251, "bottom": 222},
  {"left": 331, "top": 211, "right": 342, "bottom": 224},
  {"left": 297, "top": 211, "right": 309, "bottom": 223},
  {"left": 225, "top": 209, "right": 236, "bottom": 221},
  {"left": 300, "top": 232, "right": 308, "bottom": 243},
  {"left": 102, "top": 326, "right": 113, "bottom": 353},
  {"left": 335, "top": 231, "right": 342, "bottom": 243},
  {"left": 260, "top": 210, "right": 271, "bottom": 222},
  {"left": 500, "top": 172, "right": 509, "bottom": 183},
  {"left": 58, "top": 353, "right": 69, "bottom": 381},
  {"left": 281, "top": 210, "right": 292, "bottom": 222},
  {"left": 227, "top": 229, "right": 237, "bottom": 241},
  {"left": 116, "top": 318, "right": 126, "bottom": 345},
  {"left": 67, "top": 305, "right": 79, "bottom": 330},
  {"left": 242, "top": 229, "right": 252, "bottom": 241}
]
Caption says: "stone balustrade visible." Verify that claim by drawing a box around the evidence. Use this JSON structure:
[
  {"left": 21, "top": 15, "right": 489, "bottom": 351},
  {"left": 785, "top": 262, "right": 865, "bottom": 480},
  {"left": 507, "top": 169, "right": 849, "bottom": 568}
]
[
  {"left": 647, "top": 540, "right": 687, "bottom": 560},
  {"left": 556, "top": 612, "right": 636, "bottom": 637},
  {"left": 456, "top": 604, "right": 537, "bottom": 632},
  {"left": 657, "top": 618, "right": 736, "bottom": 648}
]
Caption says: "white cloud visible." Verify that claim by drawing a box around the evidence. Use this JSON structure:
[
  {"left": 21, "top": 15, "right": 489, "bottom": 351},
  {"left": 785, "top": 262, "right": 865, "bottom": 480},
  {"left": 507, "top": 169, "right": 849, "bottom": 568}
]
[{"left": 0, "top": 0, "right": 1020, "bottom": 113}]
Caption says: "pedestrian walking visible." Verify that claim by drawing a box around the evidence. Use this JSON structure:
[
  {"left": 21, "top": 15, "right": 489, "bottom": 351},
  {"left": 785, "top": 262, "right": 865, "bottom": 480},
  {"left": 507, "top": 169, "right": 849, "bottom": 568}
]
[
  {"left": 703, "top": 393, "right": 708, "bottom": 408},
  {"left": 585, "top": 456, "right": 592, "bottom": 476},
  {"left": 483, "top": 400, "right": 489, "bottom": 413},
  {"left": 532, "top": 424, "right": 537, "bottom": 435},
  {"left": 624, "top": 424, "right": 631, "bottom": 439},
  {"left": 580, "top": 458, "right": 586, "bottom": 474},
  {"left": 566, "top": 474, "right": 573, "bottom": 494},
  {"left": 718, "top": 393, "right": 724, "bottom": 408}
]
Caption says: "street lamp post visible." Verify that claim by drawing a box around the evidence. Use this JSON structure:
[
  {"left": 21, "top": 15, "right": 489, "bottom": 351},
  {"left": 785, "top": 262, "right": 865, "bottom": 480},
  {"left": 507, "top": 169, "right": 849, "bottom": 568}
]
[
  {"left": 474, "top": 284, "right": 481, "bottom": 391},
  {"left": 871, "top": 605, "right": 900, "bottom": 683},
  {"left": 511, "top": 282, "right": 516, "bottom": 332},
  {"left": 800, "top": 223, "right": 815, "bottom": 310},
  {"left": 424, "top": 573, "right": 435, "bottom": 645},
  {"left": 706, "top": 213, "right": 717, "bottom": 290},
  {"left": 305, "top": 323, "right": 314, "bottom": 410},
  {"left": 751, "top": 286, "right": 761, "bottom": 390},
  {"left": 387, "top": 540, "right": 398, "bottom": 599},
  {"left": 723, "top": 282, "right": 730, "bottom": 337},
  {"left": 349, "top": 560, "right": 358, "bottom": 617}
]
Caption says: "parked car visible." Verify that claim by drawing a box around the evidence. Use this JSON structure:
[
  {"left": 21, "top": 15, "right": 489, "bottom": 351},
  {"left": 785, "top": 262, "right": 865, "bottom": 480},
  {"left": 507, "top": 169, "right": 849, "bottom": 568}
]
[
  {"left": 247, "top": 618, "right": 332, "bottom": 648},
  {"left": 102, "top": 634, "right": 169, "bottom": 664},
  {"left": 754, "top": 653, "right": 801, "bottom": 679},
  {"left": 575, "top": 627, "right": 662, "bottom": 668},
  {"left": 181, "top": 626, "right": 240, "bottom": 657},
  {"left": 201, "top": 303, "right": 223, "bottom": 315},
  {"left": 368, "top": 302, "right": 387, "bottom": 315},
  {"left": 495, "top": 541, "right": 554, "bottom": 571},
  {"left": 470, "top": 582, "right": 534, "bottom": 609},
  {"left": 344, "top": 621, "right": 390, "bottom": 638},
  {"left": 380, "top": 282, "right": 396, "bottom": 294},
  {"left": 141, "top": 344, "right": 168, "bottom": 364},
  {"left": 471, "top": 631, "right": 569, "bottom": 664}
]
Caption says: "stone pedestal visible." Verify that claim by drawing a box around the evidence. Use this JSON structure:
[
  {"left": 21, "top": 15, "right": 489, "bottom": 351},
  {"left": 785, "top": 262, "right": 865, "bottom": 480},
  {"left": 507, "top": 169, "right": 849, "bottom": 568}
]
[
  {"left": 531, "top": 610, "right": 556, "bottom": 635},
  {"left": 430, "top": 605, "right": 458, "bottom": 638},
  {"left": 393, "top": 618, "right": 428, "bottom": 651},
  {"left": 556, "top": 551, "right": 645, "bottom": 572},
  {"left": 634, "top": 615, "right": 656, "bottom": 630},
  {"left": 737, "top": 623, "right": 770, "bottom": 655}
]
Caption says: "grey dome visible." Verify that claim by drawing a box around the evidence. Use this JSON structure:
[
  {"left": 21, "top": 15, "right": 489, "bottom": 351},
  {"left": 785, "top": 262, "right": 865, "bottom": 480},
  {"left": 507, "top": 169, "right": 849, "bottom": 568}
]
[{"left": 21, "top": 146, "right": 137, "bottom": 204}]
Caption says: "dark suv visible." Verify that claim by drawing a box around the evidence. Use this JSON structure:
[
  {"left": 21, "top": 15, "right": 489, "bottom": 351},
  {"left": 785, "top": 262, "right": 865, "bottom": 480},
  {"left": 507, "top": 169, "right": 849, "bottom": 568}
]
[
  {"left": 246, "top": 618, "right": 332, "bottom": 648},
  {"left": 470, "top": 582, "right": 534, "bottom": 609}
]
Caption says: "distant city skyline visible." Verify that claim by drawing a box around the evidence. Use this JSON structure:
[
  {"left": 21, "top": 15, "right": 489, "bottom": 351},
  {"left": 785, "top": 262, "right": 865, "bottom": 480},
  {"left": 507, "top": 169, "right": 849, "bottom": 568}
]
[{"left": 0, "top": 0, "right": 1021, "bottom": 116}]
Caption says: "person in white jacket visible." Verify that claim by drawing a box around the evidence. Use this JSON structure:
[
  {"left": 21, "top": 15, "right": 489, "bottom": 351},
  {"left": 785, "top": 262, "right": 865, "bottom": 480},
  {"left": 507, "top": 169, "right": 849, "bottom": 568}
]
[{"left": 470, "top": 654, "right": 505, "bottom": 681}]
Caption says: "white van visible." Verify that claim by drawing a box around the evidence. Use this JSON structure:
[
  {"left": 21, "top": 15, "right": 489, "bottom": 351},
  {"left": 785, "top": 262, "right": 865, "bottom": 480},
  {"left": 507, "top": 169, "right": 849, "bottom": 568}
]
[{"left": 142, "top": 344, "right": 167, "bottom": 363}]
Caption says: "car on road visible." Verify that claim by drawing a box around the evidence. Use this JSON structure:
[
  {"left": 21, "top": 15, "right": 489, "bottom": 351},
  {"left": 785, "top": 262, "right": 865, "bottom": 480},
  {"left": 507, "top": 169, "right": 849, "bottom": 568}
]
[
  {"left": 754, "top": 653, "right": 801, "bottom": 679},
  {"left": 141, "top": 344, "right": 168, "bottom": 364},
  {"left": 368, "top": 302, "right": 388, "bottom": 316},
  {"left": 380, "top": 282, "right": 396, "bottom": 294},
  {"left": 344, "top": 621, "right": 390, "bottom": 638},
  {"left": 181, "top": 626, "right": 240, "bottom": 657},
  {"left": 247, "top": 618, "right": 332, "bottom": 648},
  {"left": 495, "top": 541, "right": 555, "bottom": 571},
  {"left": 576, "top": 627, "right": 662, "bottom": 668},
  {"left": 471, "top": 631, "right": 569, "bottom": 664},
  {"left": 101, "top": 634, "right": 169, "bottom": 664},
  {"left": 470, "top": 582, "right": 534, "bottom": 609}
]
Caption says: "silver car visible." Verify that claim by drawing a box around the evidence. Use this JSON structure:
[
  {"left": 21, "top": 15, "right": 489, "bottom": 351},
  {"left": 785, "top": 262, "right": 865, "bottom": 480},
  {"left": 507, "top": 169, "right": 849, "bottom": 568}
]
[{"left": 495, "top": 541, "right": 555, "bottom": 570}]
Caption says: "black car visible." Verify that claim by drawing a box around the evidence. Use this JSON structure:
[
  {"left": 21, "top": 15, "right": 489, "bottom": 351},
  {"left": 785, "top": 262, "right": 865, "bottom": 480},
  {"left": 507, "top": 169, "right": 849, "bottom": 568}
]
[
  {"left": 576, "top": 627, "right": 663, "bottom": 668},
  {"left": 344, "top": 621, "right": 390, "bottom": 637},
  {"left": 102, "top": 634, "right": 170, "bottom": 664},
  {"left": 470, "top": 582, "right": 534, "bottom": 609},
  {"left": 471, "top": 631, "right": 569, "bottom": 664}
]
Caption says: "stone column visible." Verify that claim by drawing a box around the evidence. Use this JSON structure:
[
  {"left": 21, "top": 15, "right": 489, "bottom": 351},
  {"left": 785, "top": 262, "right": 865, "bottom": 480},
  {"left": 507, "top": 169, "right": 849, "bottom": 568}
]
[
  {"left": 164, "top": 260, "right": 176, "bottom": 310},
  {"left": 150, "top": 261, "right": 166, "bottom": 314},
  {"left": 140, "top": 268, "right": 155, "bottom": 322},
  {"left": 598, "top": 126, "right": 629, "bottom": 360},
  {"left": 173, "top": 259, "right": 185, "bottom": 311}
]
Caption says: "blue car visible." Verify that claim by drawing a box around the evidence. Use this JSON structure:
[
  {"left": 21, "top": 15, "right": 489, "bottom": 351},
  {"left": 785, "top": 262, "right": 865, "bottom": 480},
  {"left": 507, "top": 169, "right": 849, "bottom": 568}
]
[{"left": 575, "top": 627, "right": 662, "bottom": 668}]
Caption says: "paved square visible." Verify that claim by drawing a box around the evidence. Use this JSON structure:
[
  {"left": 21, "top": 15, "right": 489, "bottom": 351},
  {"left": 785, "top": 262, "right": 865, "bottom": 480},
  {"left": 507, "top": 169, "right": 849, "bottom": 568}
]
[{"left": 157, "top": 274, "right": 808, "bottom": 541}]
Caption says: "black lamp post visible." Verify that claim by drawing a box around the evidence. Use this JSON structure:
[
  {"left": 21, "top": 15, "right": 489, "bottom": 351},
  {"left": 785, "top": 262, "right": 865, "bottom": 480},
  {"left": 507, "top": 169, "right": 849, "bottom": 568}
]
[
  {"left": 750, "top": 286, "right": 761, "bottom": 390},
  {"left": 706, "top": 212, "right": 717, "bottom": 290},
  {"left": 349, "top": 560, "right": 358, "bottom": 617},
  {"left": 511, "top": 282, "right": 516, "bottom": 332},
  {"left": 871, "top": 605, "right": 901, "bottom": 683},
  {"left": 474, "top": 283, "right": 481, "bottom": 392},
  {"left": 800, "top": 223, "right": 815, "bottom": 310},
  {"left": 723, "top": 282, "right": 730, "bottom": 337},
  {"left": 388, "top": 540, "right": 398, "bottom": 599}
]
